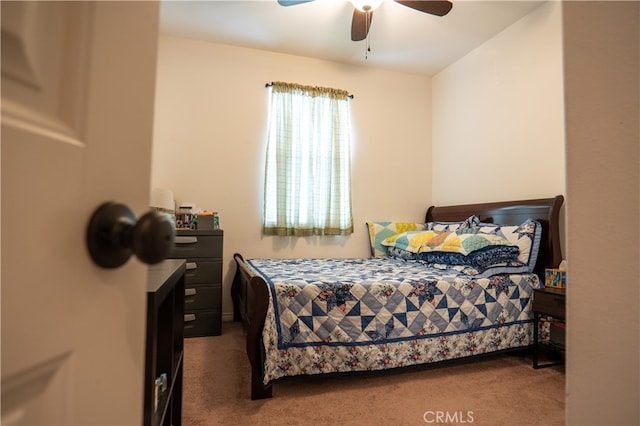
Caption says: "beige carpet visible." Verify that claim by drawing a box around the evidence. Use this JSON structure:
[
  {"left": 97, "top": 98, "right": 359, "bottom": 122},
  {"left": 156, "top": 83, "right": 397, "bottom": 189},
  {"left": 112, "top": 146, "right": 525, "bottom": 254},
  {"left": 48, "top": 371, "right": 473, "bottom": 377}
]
[{"left": 182, "top": 322, "right": 565, "bottom": 426}]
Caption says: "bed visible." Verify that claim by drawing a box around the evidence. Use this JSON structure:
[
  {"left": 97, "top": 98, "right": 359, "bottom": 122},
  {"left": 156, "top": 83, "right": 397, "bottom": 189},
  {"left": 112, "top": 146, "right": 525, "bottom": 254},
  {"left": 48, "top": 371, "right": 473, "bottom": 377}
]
[{"left": 231, "top": 196, "right": 564, "bottom": 399}]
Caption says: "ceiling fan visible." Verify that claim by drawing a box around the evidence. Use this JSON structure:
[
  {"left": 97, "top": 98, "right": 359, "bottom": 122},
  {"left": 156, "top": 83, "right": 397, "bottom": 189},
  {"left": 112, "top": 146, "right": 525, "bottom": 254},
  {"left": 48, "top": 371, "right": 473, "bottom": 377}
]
[{"left": 277, "top": 0, "right": 453, "bottom": 42}]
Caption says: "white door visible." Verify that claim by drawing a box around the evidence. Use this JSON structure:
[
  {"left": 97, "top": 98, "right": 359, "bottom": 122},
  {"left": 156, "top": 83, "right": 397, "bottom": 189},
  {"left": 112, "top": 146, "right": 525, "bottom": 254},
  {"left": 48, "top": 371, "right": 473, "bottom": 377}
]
[{"left": 1, "top": 2, "right": 160, "bottom": 424}]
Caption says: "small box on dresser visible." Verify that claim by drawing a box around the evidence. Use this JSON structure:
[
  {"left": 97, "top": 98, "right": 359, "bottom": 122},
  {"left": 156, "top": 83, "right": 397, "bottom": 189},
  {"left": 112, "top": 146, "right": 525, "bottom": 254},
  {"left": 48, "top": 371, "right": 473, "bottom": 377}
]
[{"left": 169, "top": 229, "right": 223, "bottom": 337}]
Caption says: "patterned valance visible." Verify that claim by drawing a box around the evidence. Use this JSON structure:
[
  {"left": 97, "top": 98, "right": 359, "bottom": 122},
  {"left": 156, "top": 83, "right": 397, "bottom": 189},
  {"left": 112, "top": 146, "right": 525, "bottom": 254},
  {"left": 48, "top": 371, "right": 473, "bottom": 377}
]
[{"left": 268, "top": 81, "right": 351, "bottom": 100}]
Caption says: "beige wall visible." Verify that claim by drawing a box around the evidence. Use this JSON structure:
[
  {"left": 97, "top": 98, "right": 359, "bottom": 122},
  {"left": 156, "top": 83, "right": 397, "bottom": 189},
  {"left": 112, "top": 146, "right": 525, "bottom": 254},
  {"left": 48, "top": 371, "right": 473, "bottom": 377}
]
[
  {"left": 432, "top": 1, "right": 565, "bottom": 205},
  {"left": 151, "top": 38, "right": 432, "bottom": 318},
  {"left": 563, "top": 2, "right": 639, "bottom": 424}
]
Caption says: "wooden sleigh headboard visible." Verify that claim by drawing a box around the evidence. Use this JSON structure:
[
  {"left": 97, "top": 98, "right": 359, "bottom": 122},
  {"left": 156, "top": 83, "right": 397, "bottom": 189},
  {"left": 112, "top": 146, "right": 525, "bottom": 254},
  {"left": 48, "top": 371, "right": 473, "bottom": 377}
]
[{"left": 426, "top": 195, "right": 564, "bottom": 279}]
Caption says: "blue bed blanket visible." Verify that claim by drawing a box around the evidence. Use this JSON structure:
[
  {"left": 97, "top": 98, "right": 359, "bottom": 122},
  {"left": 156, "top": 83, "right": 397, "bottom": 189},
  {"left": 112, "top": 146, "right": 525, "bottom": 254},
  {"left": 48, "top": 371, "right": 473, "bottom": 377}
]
[{"left": 245, "top": 257, "right": 542, "bottom": 384}]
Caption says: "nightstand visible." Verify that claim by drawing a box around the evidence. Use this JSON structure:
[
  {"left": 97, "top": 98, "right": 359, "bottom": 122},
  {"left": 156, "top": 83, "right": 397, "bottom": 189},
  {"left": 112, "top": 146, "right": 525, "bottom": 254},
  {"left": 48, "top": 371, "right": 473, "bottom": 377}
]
[
  {"left": 532, "top": 287, "right": 566, "bottom": 369},
  {"left": 145, "top": 260, "right": 185, "bottom": 426}
]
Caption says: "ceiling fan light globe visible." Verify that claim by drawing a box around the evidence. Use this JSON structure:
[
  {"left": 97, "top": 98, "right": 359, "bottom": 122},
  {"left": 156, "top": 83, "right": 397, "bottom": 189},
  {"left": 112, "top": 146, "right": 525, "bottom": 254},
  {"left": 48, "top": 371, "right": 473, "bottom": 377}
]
[{"left": 350, "top": 0, "right": 383, "bottom": 12}]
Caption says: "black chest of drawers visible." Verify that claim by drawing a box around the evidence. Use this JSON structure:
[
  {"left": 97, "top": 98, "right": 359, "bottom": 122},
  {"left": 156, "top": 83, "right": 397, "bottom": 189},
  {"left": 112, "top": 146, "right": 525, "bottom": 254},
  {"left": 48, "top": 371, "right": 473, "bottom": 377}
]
[{"left": 169, "top": 229, "right": 223, "bottom": 337}]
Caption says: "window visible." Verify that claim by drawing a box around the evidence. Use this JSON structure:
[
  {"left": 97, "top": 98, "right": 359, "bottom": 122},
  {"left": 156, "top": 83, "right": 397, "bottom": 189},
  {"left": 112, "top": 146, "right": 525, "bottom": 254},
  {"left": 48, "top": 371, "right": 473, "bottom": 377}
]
[{"left": 263, "top": 81, "right": 353, "bottom": 236}]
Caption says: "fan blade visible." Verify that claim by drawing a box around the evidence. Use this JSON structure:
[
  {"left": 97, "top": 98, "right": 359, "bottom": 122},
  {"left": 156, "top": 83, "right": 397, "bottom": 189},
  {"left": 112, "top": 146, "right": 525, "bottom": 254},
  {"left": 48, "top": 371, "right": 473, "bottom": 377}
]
[
  {"left": 351, "top": 9, "right": 373, "bottom": 41},
  {"left": 277, "top": 0, "right": 315, "bottom": 6},
  {"left": 394, "top": 0, "right": 453, "bottom": 16}
]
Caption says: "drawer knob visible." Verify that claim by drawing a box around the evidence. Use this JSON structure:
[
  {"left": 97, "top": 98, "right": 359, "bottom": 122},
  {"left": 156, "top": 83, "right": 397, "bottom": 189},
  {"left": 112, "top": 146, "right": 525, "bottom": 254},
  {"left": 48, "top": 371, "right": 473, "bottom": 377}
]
[{"left": 86, "top": 202, "right": 175, "bottom": 268}]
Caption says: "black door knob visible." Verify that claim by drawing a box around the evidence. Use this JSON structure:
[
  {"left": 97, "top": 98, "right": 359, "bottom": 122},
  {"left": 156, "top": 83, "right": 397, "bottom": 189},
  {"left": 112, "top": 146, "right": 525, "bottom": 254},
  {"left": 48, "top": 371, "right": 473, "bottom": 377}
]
[{"left": 86, "top": 202, "right": 175, "bottom": 268}]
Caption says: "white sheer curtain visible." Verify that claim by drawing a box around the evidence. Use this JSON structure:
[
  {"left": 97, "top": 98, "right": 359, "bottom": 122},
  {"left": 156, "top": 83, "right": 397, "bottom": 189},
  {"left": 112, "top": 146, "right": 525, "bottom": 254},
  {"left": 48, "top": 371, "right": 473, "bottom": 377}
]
[{"left": 263, "top": 81, "right": 353, "bottom": 236}]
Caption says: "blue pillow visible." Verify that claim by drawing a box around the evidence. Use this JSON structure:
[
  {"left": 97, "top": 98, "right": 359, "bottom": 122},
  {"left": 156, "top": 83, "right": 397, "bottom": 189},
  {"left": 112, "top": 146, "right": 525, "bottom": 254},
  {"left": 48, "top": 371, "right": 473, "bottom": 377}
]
[
  {"left": 426, "top": 215, "right": 479, "bottom": 232},
  {"left": 465, "top": 245, "right": 520, "bottom": 269},
  {"left": 466, "top": 218, "right": 542, "bottom": 277},
  {"left": 388, "top": 245, "right": 520, "bottom": 269}
]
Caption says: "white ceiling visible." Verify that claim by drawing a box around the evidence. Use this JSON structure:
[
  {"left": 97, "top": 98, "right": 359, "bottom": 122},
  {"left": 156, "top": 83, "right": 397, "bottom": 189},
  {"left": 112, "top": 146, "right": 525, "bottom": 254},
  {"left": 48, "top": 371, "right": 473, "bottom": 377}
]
[{"left": 159, "top": 0, "right": 545, "bottom": 76}]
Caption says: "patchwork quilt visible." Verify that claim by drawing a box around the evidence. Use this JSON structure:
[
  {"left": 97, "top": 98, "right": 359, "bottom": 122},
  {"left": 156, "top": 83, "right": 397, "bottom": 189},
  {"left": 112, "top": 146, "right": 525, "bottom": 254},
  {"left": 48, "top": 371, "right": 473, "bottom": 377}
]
[{"left": 245, "top": 257, "right": 542, "bottom": 384}]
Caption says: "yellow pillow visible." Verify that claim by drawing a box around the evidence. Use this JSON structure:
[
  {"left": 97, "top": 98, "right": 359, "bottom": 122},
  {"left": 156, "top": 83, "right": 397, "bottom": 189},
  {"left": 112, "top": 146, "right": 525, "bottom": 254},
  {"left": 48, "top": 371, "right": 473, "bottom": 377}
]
[
  {"left": 381, "top": 230, "right": 451, "bottom": 253},
  {"left": 366, "top": 222, "right": 427, "bottom": 257}
]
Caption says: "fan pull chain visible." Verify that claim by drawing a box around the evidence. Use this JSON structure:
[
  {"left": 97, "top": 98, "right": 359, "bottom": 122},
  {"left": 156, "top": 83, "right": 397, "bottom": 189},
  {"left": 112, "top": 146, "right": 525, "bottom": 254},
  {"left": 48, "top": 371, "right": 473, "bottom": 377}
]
[
  {"left": 365, "top": 11, "right": 371, "bottom": 60},
  {"left": 366, "top": 37, "right": 370, "bottom": 60}
]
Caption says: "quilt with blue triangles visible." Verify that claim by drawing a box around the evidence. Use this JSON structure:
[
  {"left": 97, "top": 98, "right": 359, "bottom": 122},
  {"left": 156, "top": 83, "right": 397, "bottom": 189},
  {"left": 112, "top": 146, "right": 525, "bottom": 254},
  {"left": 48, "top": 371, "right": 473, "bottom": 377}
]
[{"left": 247, "top": 257, "right": 540, "bottom": 349}]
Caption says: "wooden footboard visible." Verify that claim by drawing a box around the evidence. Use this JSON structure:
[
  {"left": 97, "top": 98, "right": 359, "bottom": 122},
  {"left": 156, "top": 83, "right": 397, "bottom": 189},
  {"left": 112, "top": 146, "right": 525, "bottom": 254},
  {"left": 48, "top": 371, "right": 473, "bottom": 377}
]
[{"left": 231, "top": 253, "right": 273, "bottom": 399}]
